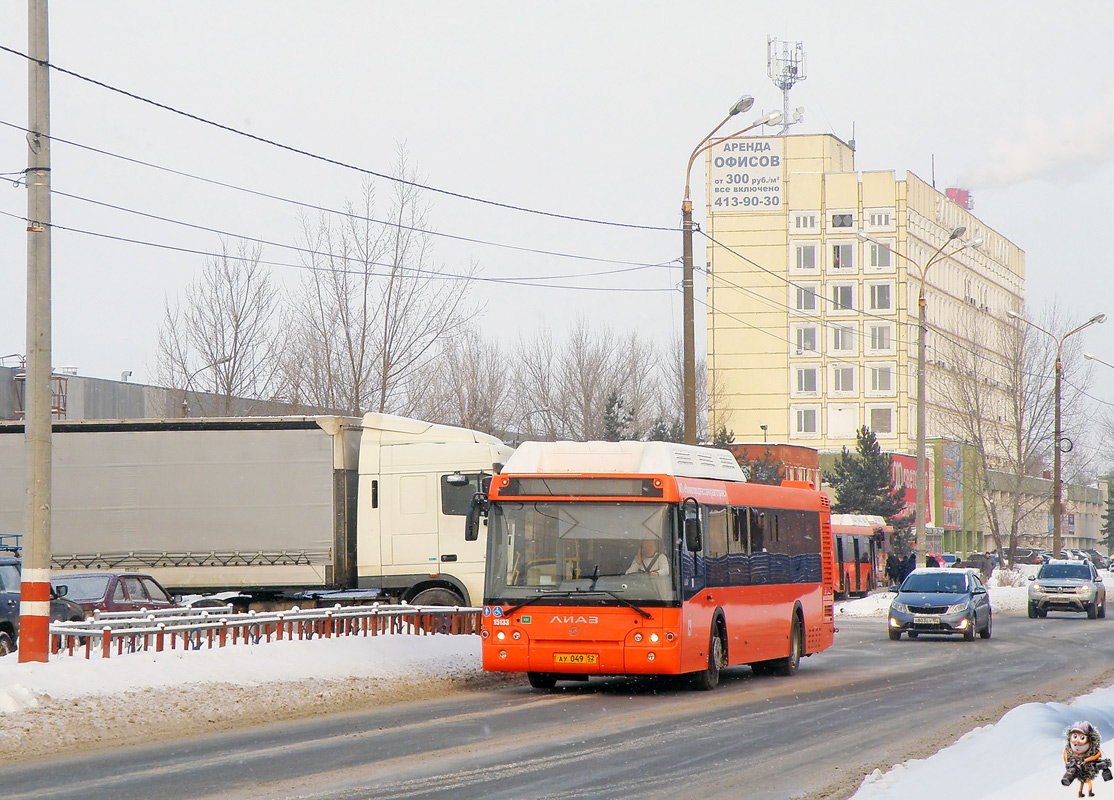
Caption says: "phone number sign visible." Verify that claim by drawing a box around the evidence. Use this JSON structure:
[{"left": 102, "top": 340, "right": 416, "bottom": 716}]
[{"left": 708, "top": 137, "right": 783, "bottom": 211}]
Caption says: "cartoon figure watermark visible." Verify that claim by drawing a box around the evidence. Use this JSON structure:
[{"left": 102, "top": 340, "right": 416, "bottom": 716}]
[{"left": 1062, "top": 721, "right": 1113, "bottom": 797}]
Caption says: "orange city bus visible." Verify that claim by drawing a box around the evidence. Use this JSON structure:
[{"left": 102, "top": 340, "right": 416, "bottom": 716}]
[
  {"left": 466, "top": 441, "right": 835, "bottom": 690},
  {"left": 830, "top": 514, "right": 886, "bottom": 599}
]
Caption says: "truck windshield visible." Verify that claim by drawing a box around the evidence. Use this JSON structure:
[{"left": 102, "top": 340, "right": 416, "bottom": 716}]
[{"left": 485, "top": 501, "right": 677, "bottom": 604}]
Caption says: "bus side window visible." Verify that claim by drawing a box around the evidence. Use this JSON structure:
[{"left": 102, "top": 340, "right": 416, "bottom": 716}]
[
  {"left": 749, "top": 508, "right": 766, "bottom": 553},
  {"left": 731, "top": 507, "right": 747, "bottom": 549}
]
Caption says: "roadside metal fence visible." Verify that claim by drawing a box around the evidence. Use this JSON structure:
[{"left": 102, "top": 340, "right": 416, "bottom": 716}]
[{"left": 49, "top": 604, "right": 481, "bottom": 660}]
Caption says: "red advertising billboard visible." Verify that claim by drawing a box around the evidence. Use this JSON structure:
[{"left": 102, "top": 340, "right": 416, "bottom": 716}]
[{"left": 889, "top": 452, "right": 932, "bottom": 526}]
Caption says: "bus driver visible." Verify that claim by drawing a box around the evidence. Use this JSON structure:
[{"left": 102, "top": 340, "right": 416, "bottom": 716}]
[{"left": 626, "top": 538, "right": 670, "bottom": 576}]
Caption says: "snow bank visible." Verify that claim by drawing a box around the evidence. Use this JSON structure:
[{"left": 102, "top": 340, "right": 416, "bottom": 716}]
[
  {"left": 0, "top": 633, "right": 483, "bottom": 714},
  {"left": 853, "top": 687, "right": 1114, "bottom": 799}
]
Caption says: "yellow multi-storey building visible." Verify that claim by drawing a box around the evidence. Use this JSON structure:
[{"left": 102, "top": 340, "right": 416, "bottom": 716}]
[{"left": 704, "top": 133, "right": 1025, "bottom": 455}]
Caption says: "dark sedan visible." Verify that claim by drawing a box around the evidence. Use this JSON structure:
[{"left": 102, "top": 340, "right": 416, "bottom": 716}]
[
  {"left": 888, "top": 568, "right": 992, "bottom": 642},
  {"left": 50, "top": 571, "right": 179, "bottom": 616},
  {"left": 0, "top": 556, "right": 86, "bottom": 656}
]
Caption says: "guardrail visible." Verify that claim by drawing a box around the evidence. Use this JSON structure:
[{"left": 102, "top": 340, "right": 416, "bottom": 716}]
[{"left": 49, "top": 604, "right": 481, "bottom": 660}]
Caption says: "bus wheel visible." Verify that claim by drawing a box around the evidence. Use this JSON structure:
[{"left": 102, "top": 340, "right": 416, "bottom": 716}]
[
  {"left": 527, "top": 672, "right": 558, "bottom": 690},
  {"left": 692, "top": 626, "right": 725, "bottom": 691},
  {"left": 774, "top": 617, "right": 802, "bottom": 677}
]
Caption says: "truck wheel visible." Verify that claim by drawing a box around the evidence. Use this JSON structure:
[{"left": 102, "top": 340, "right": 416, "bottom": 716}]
[
  {"left": 1027, "top": 602, "right": 1038, "bottom": 619},
  {"left": 0, "top": 632, "right": 13, "bottom": 656},
  {"left": 409, "top": 588, "right": 465, "bottom": 607},
  {"left": 527, "top": 672, "right": 558, "bottom": 689},
  {"left": 1088, "top": 601, "right": 1098, "bottom": 620}
]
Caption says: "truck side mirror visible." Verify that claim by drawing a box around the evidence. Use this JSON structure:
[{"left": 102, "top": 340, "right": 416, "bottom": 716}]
[
  {"left": 465, "top": 492, "right": 489, "bottom": 542},
  {"left": 683, "top": 498, "right": 702, "bottom": 552}
]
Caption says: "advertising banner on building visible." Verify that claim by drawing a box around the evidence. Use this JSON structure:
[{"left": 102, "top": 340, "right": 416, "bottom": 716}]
[
  {"left": 940, "top": 442, "right": 962, "bottom": 530},
  {"left": 890, "top": 453, "right": 932, "bottom": 527},
  {"left": 707, "top": 137, "right": 784, "bottom": 211}
]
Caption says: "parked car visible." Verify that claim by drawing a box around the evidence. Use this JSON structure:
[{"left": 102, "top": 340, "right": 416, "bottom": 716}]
[
  {"left": 1082, "top": 550, "right": 1110, "bottom": 570},
  {"left": 1027, "top": 559, "right": 1107, "bottom": 619},
  {"left": 50, "top": 571, "right": 179, "bottom": 616},
  {"left": 938, "top": 553, "right": 960, "bottom": 568},
  {"left": 1010, "top": 547, "right": 1044, "bottom": 565},
  {"left": 887, "top": 568, "right": 992, "bottom": 642},
  {"left": 0, "top": 555, "right": 86, "bottom": 656}
]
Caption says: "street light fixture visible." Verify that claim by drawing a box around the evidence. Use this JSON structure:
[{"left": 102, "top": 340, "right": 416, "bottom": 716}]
[
  {"left": 856, "top": 227, "right": 982, "bottom": 555},
  {"left": 681, "top": 96, "right": 783, "bottom": 445},
  {"left": 1007, "top": 310, "right": 1106, "bottom": 557},
  {"left": 1084, "top": 352, "right": 1114, "bottom": 371},
  {"left": 181, "top": 356, "right": 231, "bottom": 417}
]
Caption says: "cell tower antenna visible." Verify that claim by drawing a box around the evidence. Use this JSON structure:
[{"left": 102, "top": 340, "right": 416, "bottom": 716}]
[{"left": 767, "top": 37, "right": 807, "bottom": 135}]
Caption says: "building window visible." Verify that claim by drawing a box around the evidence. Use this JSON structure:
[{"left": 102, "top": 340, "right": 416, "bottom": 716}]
[
  {"left": 793, "top": 212, "right": 818, "bottom": 231},
  {"left": 831, "top": 324, "right": 857, "bottom": 354},
  {"left": 796, "top": 367, "right": 818, "bottom": 394},
  {"left": 869, "top": 211, "right": 892, "bottom": 227},
  {"left": 831, "top": 242, "right": 855, "bottom": 271},
  {"left": 869, "top": 365, "right": 893, "bottom": 393},
  {"left": 831, "top": 284, "right": 855, "bottom": 312},
  {"left": 792, "top": 242, "right": 818, "bottom": 272},
  {"left": 794, "top": 406, "right": 819, "bottom": 436},
  {"left": 832, "top": 365, "right": 856, "bottom": 393},
  {"left": 793, "top": 283, "right": 819, "bottom": 313},
  {"left": 868, "top": 242, "right": 893, "bottom": 270},
  {"left": 868, "top": 282, "right": 893, "bottom": 311},
  {"left": 868, "top": 323, "right": 893, "bottom": 352},
  {"left": 869, "top": 406, "right": 894, "bottom": 435},
  {"left": 831, "top": 213, "right": 854, "bottom": 228},
  {"left": 794, "top": 325, "right": 817, "bottom": 354}
]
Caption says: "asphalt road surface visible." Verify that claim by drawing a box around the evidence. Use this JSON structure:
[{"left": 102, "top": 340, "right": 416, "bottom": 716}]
[{"left": 6, "top": 611, "right": 1114, "bottom": 800}]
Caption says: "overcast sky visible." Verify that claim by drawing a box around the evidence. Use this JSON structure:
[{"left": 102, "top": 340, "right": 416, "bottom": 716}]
[{"left": 1, "top": 2, "right": 1112, "bottom": 430}]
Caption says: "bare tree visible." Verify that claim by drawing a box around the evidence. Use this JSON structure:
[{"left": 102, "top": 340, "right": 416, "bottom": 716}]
[
  {"left": 284, "top": 147, "right": 480, "bottom": 416},
  {"left": 510, "top": 319, "right": 663, "bottom": 441},
  {"left": 936, "top": 303, "right": 1100, "bottom": 565},
  {"left": 154, "top": 239, "right": 284, "bottom": 415},
  {"left": 408, "top": 327, "right": 513, "bottom": 438}
]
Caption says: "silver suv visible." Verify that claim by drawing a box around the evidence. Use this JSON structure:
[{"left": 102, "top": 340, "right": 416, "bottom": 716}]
[{"left": 1028, "top": 559, "right": 1107, "bottom": 619}]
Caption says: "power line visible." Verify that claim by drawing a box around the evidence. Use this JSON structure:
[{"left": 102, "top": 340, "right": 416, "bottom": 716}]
[
  {"left": 0, "top": 208, "right": 677, "bottom": 293},
  {"left": 0, "top": 118, "right": 663, "bottom": 269},
  {"left": 0, "top": 44, "right": 676, "bottom": 232},
  {"left": 46, "top": 187, "right": 679, "bottom": 284}
]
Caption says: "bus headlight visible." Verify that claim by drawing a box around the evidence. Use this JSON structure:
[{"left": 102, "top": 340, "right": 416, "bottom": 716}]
[
  {"left": 634, "top": 633, "right": 643, "bottom": 642},
  {"left": 499, "top": 650, "right": 507, "bottom": 659},
  {"left": 650, "top": 633, "right": 659, "bottom": 643},
  {"left": 497, "top": 631, "right": 505, "bottom": 640},
  {"left": 647, "top": 652, "right": 655, "bottom": 661}
]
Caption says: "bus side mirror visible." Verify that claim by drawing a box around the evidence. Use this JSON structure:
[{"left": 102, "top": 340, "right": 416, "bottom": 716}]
[
  {"left": 683, "top": 499, "right": 702, "bottom": 552},
  {"left": 465, "top": 492, "right": 489, "bottom": 542}
]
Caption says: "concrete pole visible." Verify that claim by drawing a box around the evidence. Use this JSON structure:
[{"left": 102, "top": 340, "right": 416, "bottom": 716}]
[
  {"left": 915, "top": 289, "right": 927, "bottom": 561},
  {"left": 1053, "top": 356, "right": 1062, "bottom": 558},
  {"left": 681, "top": 201, "right": 697, "bottom": 446},
  {"left": 21, "top": 0, "right": 53, "bottom": 663}
]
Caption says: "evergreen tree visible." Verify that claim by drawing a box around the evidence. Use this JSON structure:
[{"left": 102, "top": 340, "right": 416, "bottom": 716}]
[
  {"left": 711, "top": 424, "right": 735, "bottom": 448},
  {"left": 737, "top": 446, "right": 785, "bottom": 485},
  {"left": 1102, "top": 478, "right": 1114, "bottom": 553},
  {"left": 825, "top": 426, "right": 914, "bottom": 550},
  {"left": 602, "top": 391, "right": 633, "bottom": 441},
  {"left": 646, "top": 417, "right": 684, "bottom": 443}
]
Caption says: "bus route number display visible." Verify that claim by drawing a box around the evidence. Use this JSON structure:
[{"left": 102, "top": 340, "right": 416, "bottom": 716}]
[{"left": 708, "top": 137, "right": 783, "bottom": 211}]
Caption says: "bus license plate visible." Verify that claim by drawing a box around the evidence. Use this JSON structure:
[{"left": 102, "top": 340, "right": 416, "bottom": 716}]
[
  {"left": 913, "top": 615, "right": 938, "bottom": 625},
  {"left": 554, "top": 653, "right": 598, "bottom": 665}
]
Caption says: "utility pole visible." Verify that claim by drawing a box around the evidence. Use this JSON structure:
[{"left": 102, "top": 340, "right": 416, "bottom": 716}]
[{"left": 21, "top": 0, "right": 52, "bottom": 663}]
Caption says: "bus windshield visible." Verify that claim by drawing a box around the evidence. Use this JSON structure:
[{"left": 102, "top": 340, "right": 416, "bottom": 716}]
[{"left": 485, "top": 501, "right": 677, "bottom": 604}]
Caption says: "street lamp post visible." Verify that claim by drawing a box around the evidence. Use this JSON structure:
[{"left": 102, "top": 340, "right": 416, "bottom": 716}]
[
  {"left": 1007, "top": 311, "right": 1106, "bottom": 557},
  {"left": 857, "top": 228, "right": 981, "bottom": 556},
  {"left": 681, "top": 96, "right": 782, "bottom": 445},
  {"left": 181, "top": 356, "right": 231, "bottom": 417}
]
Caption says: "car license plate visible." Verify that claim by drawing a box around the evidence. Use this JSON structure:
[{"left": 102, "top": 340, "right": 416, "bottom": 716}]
[
  {"left": 913, "top": 615, "right": 938, "bottom": 625},
  {"left": 554, "top": 653, "right": 598, "bottom": 665}
]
